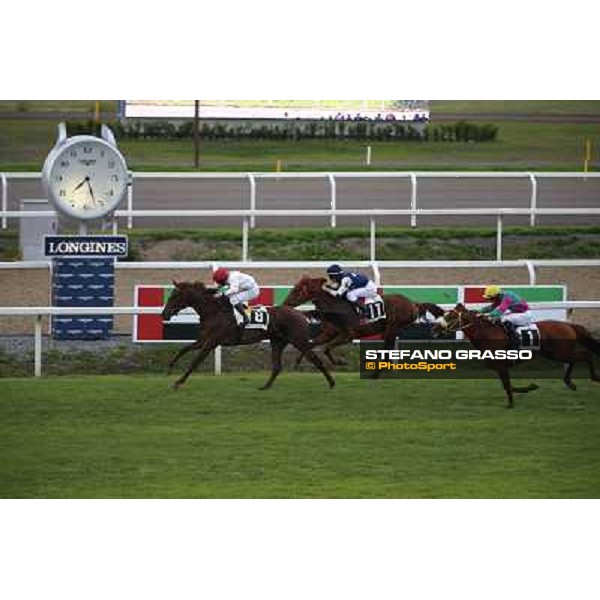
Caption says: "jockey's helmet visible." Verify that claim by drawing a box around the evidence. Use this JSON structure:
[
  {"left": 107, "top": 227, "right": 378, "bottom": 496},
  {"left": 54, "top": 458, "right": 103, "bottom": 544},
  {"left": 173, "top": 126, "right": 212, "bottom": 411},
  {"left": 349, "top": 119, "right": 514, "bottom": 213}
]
[
  {"left": 326, "top": 264, "right": 343, "bottom": 278},
  {"left": 213, "top": 267, "right": 229, "bottom": 285},
  {"left": 483, "top": 285, "right": 501, "bottom": 299}
]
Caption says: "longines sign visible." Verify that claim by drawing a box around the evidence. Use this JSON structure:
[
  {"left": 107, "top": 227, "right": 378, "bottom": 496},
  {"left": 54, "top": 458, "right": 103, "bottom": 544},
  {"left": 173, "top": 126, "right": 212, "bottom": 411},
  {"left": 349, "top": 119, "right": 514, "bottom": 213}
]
[{"left": 44, "top": 235, "right": 129, "bottom": 257}]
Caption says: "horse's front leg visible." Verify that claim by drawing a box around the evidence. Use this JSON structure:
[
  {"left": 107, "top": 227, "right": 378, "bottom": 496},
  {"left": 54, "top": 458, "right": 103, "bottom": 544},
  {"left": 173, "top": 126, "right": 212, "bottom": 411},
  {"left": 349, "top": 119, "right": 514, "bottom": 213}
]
[
  {"left": 494, "top": 364, "right": 515, "bottom": 409},
  {"left": 172, "top": 339, "right": 218, "bottom": 390},
  {"left": 168, "top": 339, "right": 205, "bottom": 374}
]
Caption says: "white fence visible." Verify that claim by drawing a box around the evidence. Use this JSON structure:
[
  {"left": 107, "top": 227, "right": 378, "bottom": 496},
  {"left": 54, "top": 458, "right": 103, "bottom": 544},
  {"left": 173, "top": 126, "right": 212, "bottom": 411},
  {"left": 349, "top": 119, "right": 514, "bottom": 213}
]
[
  {"left": 4, "top": 207, "right": 600, "bottom": 262},
  {"left": 3, "top": 170, "right": 599, "bottom": 259},
  {"left": 2, "top": 302, "right": 600, "bottom": 377},
  {"left": 2, "top": 258, "right": 600, "bottom": 286}
]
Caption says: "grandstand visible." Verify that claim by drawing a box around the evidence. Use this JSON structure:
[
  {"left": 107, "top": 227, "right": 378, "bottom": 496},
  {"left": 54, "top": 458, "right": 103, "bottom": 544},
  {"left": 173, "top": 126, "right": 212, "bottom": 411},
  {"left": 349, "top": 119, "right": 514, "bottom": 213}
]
[{"left": 122, "top": 100, "right": 430, "bottom": 121}]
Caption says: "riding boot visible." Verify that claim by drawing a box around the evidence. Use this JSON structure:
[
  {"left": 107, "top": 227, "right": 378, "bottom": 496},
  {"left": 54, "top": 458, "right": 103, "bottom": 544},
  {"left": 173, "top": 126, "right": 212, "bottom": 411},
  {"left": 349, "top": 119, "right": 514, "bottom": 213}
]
[
  {"left": 234, "top": 303, "right": 249, "bottom": 327},
  {"left": 504, "top": 321, "right": 520, "bottom": 349}
]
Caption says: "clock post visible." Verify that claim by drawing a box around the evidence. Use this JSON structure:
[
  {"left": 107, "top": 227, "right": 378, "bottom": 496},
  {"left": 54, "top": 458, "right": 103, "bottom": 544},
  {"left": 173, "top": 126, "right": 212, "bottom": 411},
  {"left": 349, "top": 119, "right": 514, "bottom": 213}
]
[{"left": 41, "top": 123, "right": 130, "bottom": 340}]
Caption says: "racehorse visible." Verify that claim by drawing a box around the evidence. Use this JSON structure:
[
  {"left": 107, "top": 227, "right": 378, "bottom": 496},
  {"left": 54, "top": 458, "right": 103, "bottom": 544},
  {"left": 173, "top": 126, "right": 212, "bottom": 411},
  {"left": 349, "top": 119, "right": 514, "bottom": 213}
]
[
  {"left": 433, "top": 303, "right": 600, "bottom": 408},
  {"left": 283, "top": 276, "right": 445, "bottom": 366},
  {"left": 162, "top": 280, "right": 335, "bottom": 390}
]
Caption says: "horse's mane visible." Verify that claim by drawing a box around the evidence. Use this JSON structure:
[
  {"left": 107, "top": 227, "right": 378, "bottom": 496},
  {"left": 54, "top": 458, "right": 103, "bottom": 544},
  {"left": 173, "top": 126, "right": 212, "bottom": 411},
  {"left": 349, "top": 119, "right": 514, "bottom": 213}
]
[
  {"left": 454, "top": 304, "right": 501, "bottom": 329},
  {"left": 299, "top": 275, "right": 327, "bottom": 287},
  {"left": 172, "top": 280, "right": 231, "bottom": 314}
]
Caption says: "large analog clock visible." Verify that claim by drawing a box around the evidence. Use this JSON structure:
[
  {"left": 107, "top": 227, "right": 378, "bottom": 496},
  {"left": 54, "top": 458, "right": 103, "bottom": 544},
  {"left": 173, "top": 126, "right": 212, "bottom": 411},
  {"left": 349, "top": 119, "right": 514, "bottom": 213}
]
[{"left": 42, "top": 123, "right": 129, "bottom": 221}]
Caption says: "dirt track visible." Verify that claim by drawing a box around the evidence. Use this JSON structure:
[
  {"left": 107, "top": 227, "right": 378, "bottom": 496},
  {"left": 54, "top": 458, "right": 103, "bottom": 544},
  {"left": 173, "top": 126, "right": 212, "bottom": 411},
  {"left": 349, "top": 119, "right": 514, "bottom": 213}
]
[{"left": 1, "top": 265, "right": 598, "bottom": 336}]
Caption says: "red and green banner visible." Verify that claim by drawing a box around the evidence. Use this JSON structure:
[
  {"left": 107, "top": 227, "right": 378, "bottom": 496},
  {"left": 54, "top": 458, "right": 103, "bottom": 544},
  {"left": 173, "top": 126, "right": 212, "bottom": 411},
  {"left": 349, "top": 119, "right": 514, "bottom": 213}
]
[
  {"left": 133, "top": 284, "right": 566, "bottom": 342},
  {"left": 134, "top": 285, "right": 461, "bottom": 342}
]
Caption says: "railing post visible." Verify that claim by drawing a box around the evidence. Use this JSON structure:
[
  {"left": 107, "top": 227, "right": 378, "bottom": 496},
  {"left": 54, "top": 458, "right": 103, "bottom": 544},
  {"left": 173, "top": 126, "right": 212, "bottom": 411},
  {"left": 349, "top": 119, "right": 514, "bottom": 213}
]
[
  {"left": 370, "top": 260, "right": 381, "bottom": 286},
  {"left": 248, "top": 173, "right": 256, "bottom": 229},
  {"left": 127, "top": 175, "right": 133, "bottom": 229},
  {"left": 529, "top": 173, "right": 537, "bottom": 227},
  {"left": 496, "top": 213, "right": 503, "bottom": 261},
  {"left": 370, "top": 218, "right": 376, "bottom": 261},
  {"left": 34, "top": 315, "right": 42, "bottom": 377},
  {"left": 1, "top": 173, "right": 7, "bottom": 229},
  {"left": 214, "top": 346, "right": 222, "bottom": 375},
  {"left": 410, "top": 173, "right": 417, "bottom": 228},
  {"left": 525, "top": 260, "right": 536, "bottom": 285},
  {"left": 328, "top": 173, "right": 336, "bottom": 228},
  {"left": 242, "top": 216, "right": 249, "bottom": 261}
]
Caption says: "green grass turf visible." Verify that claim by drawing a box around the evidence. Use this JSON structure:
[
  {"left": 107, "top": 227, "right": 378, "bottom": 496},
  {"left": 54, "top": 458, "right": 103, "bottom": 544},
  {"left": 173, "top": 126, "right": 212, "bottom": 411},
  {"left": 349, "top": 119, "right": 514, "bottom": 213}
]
[{"left": 1, "top": 373, "right": 599, "bottom": 498}]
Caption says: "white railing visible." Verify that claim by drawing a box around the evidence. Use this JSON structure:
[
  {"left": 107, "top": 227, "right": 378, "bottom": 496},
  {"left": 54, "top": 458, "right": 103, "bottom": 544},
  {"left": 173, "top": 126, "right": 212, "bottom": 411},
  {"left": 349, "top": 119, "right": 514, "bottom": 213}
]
[
  {"left": 2, "top": 170, "right": 599, "bottom": 230},
  {"left": 2, "top": 258, "right": 600, "bottom": 286},
  {"left": 1, "top": 302, "right": 600, "bottom": 377},
  {"left": 3, "top": 207, "right": 600, "bottom": 262}
]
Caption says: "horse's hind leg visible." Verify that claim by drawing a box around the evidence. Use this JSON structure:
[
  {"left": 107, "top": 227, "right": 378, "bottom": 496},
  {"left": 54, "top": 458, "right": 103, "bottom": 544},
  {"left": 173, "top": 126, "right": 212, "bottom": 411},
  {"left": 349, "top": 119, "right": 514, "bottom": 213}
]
[
  {"left": 563, "top": 362, "right": 577, "bottom": 390},
  {"left": 292, "top": 340, "right": 335, "bottom": 388},
  {"left": 259, "top": 340, "right": 287, "bottom": 390},
  {"left": 585, "top": 354, "right": 600, "bottom": 382},
  {"left": 303, "top": 349, "right": 336, "bottom": 388}
]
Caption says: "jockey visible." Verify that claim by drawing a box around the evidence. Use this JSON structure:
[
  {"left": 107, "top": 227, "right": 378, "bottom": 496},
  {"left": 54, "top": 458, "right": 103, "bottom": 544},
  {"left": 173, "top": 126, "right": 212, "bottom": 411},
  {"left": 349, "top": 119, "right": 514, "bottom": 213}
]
[
  {"left": 325, "top": 264, "right": 378, "bottom": 315},
  {"left": 477, "top": 285, "right": 534, "bottom": 346},
  {"left": 212, "top": 267, "right": 259, "bottom": 326}
]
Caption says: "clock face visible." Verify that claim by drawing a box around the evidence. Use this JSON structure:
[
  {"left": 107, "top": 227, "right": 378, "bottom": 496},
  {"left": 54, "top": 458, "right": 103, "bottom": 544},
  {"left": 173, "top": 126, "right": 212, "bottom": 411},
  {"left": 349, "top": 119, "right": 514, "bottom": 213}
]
[{"left": 46, "top": 137, "right": 128, "bottom": 220}]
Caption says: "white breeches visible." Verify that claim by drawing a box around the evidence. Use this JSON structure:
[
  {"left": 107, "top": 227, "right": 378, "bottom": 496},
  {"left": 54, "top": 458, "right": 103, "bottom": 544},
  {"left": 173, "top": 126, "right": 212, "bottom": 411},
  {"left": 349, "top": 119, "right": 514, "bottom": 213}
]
[
  {"left": 346, "top": 281, "right": 378, "bottom": 303},
  {"left": 501, "top": 311, "right": 534, "bottom": 327},
  {"left": 228, "top": 285, "right": 259, "bottom": 306}
]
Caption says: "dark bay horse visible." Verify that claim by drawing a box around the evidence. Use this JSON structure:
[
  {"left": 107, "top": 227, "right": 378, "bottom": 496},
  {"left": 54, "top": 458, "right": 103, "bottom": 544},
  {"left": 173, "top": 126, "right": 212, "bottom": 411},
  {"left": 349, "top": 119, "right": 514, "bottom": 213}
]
[
  {"left": 162, "top": 281, "right": 335, "bottom": 390},
  {"left": 434, "top": 303, "right": 600, "bottom": 408},
  {"left": 283, "top": 276, "right": 445, "bottom": 365}
]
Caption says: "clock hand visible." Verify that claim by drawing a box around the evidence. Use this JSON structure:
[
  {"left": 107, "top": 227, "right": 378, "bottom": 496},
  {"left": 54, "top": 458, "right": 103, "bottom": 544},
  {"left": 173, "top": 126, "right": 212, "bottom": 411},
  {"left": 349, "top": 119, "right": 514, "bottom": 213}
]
[
  {"left": 86, "top": 179, "right": 97, "bottom": 204},
  {"left": 72, "top": 177, "right": 88, "bottom": 192}
]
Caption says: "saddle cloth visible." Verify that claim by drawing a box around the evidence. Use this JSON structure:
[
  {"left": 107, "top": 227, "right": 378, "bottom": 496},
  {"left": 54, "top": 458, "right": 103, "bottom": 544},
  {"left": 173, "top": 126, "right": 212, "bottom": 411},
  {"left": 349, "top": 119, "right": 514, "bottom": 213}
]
[
  {"left": 515, "top": 323, "right": 541, "bottom": 350},
  {"left": 362, "top": 295, "right": 386, "bottom": 323},
  {"left": 233, "top": 305, "right": 270, "bottom": 330}
]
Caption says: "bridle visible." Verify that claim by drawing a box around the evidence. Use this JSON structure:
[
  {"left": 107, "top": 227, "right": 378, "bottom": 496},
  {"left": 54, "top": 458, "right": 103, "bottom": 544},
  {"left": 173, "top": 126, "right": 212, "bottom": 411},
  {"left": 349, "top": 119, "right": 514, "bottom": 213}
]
[{"left": 438, "top": 310, "right": 474, "bottom": 333}]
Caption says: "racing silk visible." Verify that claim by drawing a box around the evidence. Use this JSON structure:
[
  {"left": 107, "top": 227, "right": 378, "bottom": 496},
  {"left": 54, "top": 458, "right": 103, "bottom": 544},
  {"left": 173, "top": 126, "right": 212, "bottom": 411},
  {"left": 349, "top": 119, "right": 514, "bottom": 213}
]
[
  {"left": 223, "top": 271, "right": 257, "bottom": 296},
  {"left": 335, "top": 271, "right": 370, "bottom": 296},
  {"left": 481, "top": 291, "right": 529, "bottom": 318}
]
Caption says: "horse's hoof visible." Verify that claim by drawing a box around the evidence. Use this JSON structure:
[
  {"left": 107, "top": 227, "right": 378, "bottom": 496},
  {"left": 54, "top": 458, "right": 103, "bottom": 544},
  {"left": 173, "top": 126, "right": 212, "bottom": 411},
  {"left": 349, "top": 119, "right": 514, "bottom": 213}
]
[
  {"left": 258, "top": 385, "right": 271, "bottom": 391},
  {"left": 529, "top": 383, "right": 540, "bottom": 391},
  {"left": 566, "top": 382, "right": 577, "bottom": 391},
  {"left": 172, "top": 382, "right": 181, "bottom": 391}
]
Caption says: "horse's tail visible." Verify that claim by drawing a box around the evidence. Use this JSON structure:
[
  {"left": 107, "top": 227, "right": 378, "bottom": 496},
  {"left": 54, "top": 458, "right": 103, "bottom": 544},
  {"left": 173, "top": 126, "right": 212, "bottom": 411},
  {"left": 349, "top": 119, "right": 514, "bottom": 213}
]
[{"left": 571, "top": 323, "right": 600, "bottom": 357}]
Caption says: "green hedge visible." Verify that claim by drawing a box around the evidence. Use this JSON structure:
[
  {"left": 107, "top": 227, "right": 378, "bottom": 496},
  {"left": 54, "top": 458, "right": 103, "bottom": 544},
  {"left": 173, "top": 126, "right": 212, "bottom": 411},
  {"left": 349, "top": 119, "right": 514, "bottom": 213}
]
[{"left": 66, "top": 119, "right": 498, "bottom": 143}]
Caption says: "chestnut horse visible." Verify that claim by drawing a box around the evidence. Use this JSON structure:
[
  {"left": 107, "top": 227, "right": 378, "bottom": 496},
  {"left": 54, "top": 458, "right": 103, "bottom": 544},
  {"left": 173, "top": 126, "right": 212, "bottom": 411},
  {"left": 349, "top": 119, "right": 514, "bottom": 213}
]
[
  {"left": 283, "top": 276, "right": 445, "bottom": 365},
  {"left": 434, "top": 303, "right": 600, "bottom": 408},
  {"left": 162, "top": 281, "right": 335, "bottom": 390}
]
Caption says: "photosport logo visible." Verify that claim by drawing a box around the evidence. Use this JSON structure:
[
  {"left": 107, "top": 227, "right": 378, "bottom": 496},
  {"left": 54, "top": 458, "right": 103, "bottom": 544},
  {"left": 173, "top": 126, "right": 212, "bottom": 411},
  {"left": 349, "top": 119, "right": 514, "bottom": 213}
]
[{"left": 359, "top": 341, "right": 542, "bottom": 379}]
